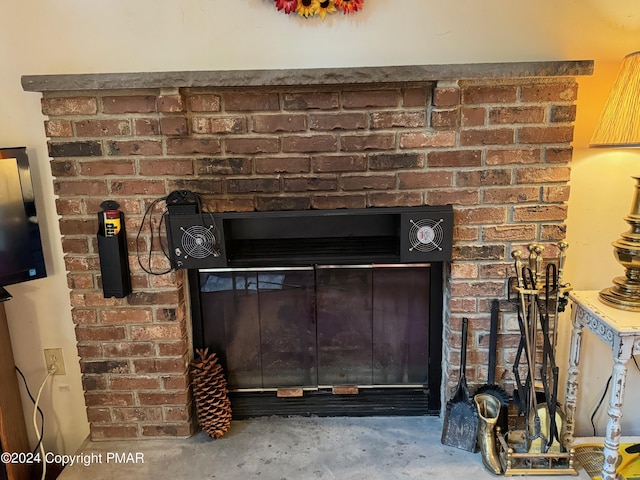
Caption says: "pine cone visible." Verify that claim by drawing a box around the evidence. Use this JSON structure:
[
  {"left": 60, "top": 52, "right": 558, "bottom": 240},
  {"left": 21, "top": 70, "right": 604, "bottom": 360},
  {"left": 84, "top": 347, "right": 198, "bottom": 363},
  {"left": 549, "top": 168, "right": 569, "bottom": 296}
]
[{"left": 190, "top": 348, "right": 232, "bottom": 438}]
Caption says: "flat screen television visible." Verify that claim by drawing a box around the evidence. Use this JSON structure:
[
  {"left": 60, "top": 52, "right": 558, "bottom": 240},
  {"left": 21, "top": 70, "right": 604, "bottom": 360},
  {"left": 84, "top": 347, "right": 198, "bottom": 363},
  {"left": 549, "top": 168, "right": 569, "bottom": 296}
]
[{"left": 0, "top": 147, "right": 47, "bottom": 300}]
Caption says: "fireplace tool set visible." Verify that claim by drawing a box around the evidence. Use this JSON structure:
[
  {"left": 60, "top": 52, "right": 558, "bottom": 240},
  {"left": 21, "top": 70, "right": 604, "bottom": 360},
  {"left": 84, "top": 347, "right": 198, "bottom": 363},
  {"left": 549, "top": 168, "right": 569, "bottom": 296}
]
[{"left": 494, "top": 242, "right": 577, "bottom": 475}]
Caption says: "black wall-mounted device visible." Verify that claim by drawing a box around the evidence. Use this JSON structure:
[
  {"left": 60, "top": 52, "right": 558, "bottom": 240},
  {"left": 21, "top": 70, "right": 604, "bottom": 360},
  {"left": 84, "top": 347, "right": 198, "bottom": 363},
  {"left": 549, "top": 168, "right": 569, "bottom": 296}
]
[
  {"left": 164, "top": 191, "right": 223, "bottom": 270},
  {"left": 164, "top": 196, "right": 453, "bottom": 269},
  {"left": 97, "top": 200, "right": 131, "bottom": 298}
]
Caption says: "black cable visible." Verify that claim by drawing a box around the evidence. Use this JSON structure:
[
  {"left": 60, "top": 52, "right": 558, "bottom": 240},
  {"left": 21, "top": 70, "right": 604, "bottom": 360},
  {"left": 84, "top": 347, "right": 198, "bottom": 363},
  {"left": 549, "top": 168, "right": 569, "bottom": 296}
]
[
  {"left": 589, "top": 357, "right": 639, "bottom": 437},
  {"left": 157, "top": 206, "right": 171, "bottom": 260},
  {"left": 196, "top": 193, "right": 221, "bottom": 258},
  {"left": 136, "top": 196, "right": 172, "bottom": 275},
  {"left": 15, "top": 366, "right": 44, "bottom": 454},
  {"left": 591, "top": 374, "right": 612, "bottom": 437}
]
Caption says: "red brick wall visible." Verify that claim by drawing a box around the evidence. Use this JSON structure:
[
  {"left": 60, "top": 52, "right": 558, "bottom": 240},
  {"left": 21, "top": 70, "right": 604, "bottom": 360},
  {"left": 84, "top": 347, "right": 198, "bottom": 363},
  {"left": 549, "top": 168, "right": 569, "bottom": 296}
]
[{"left": 43, "top": 77, "right": 578, "bottom": 439}]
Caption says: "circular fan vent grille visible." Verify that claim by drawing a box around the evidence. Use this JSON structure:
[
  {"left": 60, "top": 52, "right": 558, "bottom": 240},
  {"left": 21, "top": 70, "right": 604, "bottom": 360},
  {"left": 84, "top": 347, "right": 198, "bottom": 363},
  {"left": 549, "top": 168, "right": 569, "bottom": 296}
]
[
  {"left": 180, "top": 225, "right": 218, "bottom": 259},
  {"left": 409, "top": 218, "right": 444, "bottom": 253}
]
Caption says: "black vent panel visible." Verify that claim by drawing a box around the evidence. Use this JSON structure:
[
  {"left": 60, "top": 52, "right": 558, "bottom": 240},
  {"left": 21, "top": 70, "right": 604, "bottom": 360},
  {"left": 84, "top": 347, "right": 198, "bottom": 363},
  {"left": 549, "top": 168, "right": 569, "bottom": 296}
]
[
  {"left": 227, "top": 236, "right": 399, "bottom": 266},
  {"left": 167, "top": 206, "right": 453, "bottom": 268}
]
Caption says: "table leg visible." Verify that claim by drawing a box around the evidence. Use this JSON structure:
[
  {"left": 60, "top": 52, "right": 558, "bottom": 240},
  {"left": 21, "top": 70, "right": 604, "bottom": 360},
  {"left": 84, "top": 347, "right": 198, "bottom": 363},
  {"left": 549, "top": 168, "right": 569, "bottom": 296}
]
[
  {"left": 564, "top": 305, "right": 584, "bottom": 447},
  {"left": 601, "top": 353, "right": 631, "bottom": 480}
]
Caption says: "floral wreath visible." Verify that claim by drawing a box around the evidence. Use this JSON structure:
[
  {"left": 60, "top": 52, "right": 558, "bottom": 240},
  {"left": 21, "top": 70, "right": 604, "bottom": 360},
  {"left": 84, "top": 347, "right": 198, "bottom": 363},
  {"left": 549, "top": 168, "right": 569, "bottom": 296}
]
[{"left": 273, "top": 0, "right": 364, "bottom": 19}]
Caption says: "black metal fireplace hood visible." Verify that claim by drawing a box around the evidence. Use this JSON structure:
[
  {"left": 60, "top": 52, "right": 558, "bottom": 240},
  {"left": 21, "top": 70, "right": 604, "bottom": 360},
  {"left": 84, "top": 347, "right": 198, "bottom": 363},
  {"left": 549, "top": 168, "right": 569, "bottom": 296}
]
[{"left": 166, "top": 205, "right": 454, "bottom": 269}]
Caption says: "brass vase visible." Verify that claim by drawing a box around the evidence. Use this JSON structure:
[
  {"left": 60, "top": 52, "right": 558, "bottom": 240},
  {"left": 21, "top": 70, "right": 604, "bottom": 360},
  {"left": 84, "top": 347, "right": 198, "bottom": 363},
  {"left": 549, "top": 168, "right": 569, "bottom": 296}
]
[{"left": 474, "top": 393, "right": 503, "bottom": 475}]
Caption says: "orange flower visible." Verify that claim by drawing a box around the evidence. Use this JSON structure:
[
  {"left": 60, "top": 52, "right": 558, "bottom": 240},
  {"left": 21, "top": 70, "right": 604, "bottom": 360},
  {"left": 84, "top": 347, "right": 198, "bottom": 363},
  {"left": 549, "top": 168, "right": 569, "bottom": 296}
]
[
  {"left": 334, "top": 0, "right": 364, "bottom": 14},
  {"left": 274, "top": 0, "right": 298, "bottom": 14}
]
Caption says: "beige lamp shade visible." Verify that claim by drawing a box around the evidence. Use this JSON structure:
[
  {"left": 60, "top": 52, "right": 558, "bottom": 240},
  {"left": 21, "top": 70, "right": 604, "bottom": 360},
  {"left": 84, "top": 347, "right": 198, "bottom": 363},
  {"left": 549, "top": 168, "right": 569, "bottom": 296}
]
[{"left": 590, "top": 51, "right": 640, "bottom": 148}]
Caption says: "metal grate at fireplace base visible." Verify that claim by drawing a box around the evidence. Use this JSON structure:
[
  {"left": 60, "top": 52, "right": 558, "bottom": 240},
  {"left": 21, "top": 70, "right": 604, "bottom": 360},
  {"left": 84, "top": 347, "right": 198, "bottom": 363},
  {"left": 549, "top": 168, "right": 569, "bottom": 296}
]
[{"left": 228, "top": 388, "right": 436, "bottom": 419}]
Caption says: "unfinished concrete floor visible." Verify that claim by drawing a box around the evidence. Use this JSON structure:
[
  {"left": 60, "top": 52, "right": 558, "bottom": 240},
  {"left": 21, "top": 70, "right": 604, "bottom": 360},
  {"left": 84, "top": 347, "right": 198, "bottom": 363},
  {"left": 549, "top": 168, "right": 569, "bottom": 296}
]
[{"left": 57, "top": 416, "right": 590, "bottom": 480}]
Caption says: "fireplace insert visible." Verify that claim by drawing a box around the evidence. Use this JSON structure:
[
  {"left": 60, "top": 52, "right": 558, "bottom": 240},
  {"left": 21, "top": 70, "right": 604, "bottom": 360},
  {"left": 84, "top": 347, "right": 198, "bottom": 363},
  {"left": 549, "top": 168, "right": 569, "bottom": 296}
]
[
  {"left": 169, "top": 205, "right": 452, "bottom": 268},
  {"left": 188, "top": 206, "right": 453, "bottom": 417}
]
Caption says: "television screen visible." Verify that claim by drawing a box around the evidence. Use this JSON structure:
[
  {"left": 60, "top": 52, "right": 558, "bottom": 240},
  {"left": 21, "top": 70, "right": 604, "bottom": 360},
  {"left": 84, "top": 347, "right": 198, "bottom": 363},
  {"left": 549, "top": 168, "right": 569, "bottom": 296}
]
[{"left": 0, "top": 147, "right": 47, "bottom": 290}]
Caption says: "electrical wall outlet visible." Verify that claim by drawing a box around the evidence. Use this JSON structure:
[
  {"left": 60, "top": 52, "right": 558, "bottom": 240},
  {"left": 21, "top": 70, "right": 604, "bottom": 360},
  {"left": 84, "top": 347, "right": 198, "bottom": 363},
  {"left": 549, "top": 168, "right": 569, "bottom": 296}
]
[{"left": 43, "top": 348, "right": 66, "bottom": 375}]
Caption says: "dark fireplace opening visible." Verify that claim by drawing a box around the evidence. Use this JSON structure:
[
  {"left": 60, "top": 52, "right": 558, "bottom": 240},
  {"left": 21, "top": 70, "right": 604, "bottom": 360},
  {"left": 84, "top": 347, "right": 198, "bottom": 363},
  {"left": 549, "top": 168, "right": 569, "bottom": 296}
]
[{"left": 188, "top": 206, "right": 451, "bottom": 418}]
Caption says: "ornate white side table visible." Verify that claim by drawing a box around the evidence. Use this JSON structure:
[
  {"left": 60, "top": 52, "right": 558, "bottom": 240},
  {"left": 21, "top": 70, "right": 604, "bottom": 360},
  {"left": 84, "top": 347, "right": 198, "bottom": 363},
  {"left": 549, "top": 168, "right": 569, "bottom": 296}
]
[{"left": 565, "top": 290, "right": 640, "bottom": 480}]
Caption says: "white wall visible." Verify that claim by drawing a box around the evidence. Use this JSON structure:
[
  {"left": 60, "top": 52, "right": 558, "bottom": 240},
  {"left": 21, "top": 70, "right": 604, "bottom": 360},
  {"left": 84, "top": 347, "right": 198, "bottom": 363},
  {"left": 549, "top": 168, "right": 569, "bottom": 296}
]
[{"left": 1, "top": 0, "right": 639, "bottom": 453}]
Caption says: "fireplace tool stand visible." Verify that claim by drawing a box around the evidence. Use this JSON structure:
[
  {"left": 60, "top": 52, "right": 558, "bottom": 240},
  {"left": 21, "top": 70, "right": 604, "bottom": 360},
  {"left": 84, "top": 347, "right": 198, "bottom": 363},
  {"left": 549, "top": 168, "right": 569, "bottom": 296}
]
[{"left": 497, "top": 242, "right": 577, "bottom": 476}]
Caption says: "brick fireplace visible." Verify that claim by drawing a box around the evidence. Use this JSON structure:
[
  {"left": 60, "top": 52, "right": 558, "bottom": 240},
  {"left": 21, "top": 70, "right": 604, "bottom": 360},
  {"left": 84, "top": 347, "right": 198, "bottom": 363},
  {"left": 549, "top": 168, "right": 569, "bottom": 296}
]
[{"left": 22, "top": 60, "right": 593, "bottom": 440}]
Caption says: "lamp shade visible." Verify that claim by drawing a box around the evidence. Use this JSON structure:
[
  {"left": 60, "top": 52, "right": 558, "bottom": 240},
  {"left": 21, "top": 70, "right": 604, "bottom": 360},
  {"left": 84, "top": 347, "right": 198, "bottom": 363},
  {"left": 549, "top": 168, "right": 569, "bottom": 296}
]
[{"left": 590, "top": 51, "right": 640, "bottom": 148}]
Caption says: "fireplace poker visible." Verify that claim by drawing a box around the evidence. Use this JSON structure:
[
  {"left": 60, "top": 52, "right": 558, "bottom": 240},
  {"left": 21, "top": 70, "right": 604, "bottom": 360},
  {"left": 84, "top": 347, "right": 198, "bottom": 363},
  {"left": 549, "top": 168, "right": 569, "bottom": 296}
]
[
  {"left": 541, "top": 262, "right": 560, "bottom": 452},
  {"left": 528, "top": 244, "right": 545, "bottom": 398},
  {"left": 537, "top": 262, "right": 556, "bottom": 402},
  {"left": 546, "top": 242, "right": 571, "bottom": 452},
  {"left": 552, "top": 242, "right": 569, "bottom": 353},
  {"left": 511, "top": 250, "right": 531, "bottom": 415},
  {"left": 512, "top": 250, "right": 547, "bottom": 451},
  {"left": 512, "top": 306, "right": 529, "bottom": 414}
]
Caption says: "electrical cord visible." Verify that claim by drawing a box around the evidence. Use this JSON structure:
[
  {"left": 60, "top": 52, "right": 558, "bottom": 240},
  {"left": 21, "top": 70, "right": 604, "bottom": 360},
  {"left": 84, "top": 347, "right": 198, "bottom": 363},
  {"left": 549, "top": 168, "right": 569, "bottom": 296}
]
[
  {"left": 591, "top": 374, "right": 612, "bottom": 437},
  {"left": 136, "top": 195, "right": 172, "bottom": 275},
  {"left": 590, "top": 356, "right": 639, "bottom": 437},
  {"left": 15, "top": 366, "right": 45, "bottom": 454},
  {"left": 33, "top": 365, "right": 56, "bottom": 480}
]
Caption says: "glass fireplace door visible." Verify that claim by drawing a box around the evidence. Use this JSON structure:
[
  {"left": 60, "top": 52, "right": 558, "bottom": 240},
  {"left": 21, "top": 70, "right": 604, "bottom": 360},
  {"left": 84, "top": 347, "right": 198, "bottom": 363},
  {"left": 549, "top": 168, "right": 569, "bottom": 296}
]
[
  {"left": 371, "top": 266, "right": 430, "bottom": 385},
  {"left": 198, "top": 265, "right": 431, "bottom": 390},
  {"left": 199, "top": 268, "right": 317, "bottom": 389},
  {"left": 316, "top": 267, "right": 373, "bottom": 386},
  {"left": 316, "top": 266, "right": 431, "bottom": 386}
]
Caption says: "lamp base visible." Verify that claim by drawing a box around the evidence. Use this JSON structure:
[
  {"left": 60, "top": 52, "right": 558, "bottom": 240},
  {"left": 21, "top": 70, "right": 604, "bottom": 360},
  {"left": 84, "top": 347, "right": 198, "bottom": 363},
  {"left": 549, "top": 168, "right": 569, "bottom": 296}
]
[{"left": 599, "top": 276, "right": 640, "bottom": 311}]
